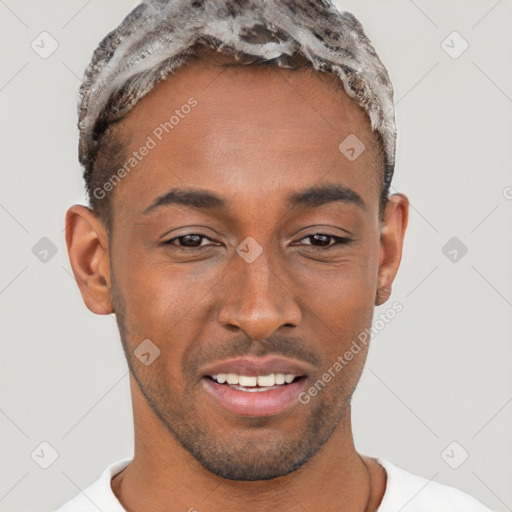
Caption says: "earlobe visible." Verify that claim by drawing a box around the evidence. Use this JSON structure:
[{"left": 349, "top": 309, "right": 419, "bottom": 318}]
[
  {"left": 65, "top": 205, "right": 114, "bottom": 315},
  {"left": 375, "top": 285, "right": 392, "bottom": 306},
  {"left": 374, "top": 193, "right": 409, "bottom": 306}
]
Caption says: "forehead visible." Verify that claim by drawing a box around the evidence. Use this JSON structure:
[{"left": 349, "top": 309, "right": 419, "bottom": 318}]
[{"left": 111, "top": 58, "right": 381, "bottom": 221}]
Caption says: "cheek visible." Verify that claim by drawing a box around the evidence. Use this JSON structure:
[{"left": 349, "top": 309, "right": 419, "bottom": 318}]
[
  {"left": 292, "top": 243, "right": 380, "bottom": 352},
  {"left": 296, "top": 241, "right": 379, "bottom": 305},
  {"left": 112, "top": 249, "right": 218, "bottom": 357}
]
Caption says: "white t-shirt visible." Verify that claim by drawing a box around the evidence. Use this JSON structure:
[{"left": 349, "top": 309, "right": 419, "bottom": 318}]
[{"left": 54, "top": 457, "right": 492, "bottom": 511}]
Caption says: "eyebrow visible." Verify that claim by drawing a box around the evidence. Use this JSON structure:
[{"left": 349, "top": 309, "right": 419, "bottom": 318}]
[{"left": 141, "top": 182, "right": 366, "bottom": 216}]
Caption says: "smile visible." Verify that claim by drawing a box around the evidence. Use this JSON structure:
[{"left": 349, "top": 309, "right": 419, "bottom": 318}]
[{"left": 202, "top": 374, "right": 308, "bottom": 417}]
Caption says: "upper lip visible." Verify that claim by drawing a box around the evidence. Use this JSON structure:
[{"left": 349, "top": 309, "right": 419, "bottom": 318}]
[{"left": 200, "top": 356, "right": 311, "bottom": 378}]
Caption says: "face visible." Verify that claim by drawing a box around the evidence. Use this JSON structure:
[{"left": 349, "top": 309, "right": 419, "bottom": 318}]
[{"left": 67, "top": 56, "right": 408, "bottom": 481}]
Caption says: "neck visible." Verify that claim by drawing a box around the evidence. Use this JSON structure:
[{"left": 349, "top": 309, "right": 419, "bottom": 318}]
[{"left": 112, "top": 374, "right": 386, "bottom": 512}]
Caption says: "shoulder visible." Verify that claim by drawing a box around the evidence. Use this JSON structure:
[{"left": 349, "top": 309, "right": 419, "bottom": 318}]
[
  {"left": 54, "top": 458, "right": 132, "bottom": 512},
  {"left": 376, "top": 458, "right": 493, "bottom": 512}
]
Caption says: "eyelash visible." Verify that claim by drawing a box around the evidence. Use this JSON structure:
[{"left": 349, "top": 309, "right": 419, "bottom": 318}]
[{"left": 162, "top": 232, "right": 353, "bottom": 250}]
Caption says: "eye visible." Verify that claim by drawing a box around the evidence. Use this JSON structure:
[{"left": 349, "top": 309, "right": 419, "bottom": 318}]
[
  {"left": 162, "top": 231, "right": 353, "bottom": 251},
  {"left": 293, "top": 232, "right": 353, "bottom": 249},
  {"left": 162, "top": 232, "right": 216, "bottom": 249}
]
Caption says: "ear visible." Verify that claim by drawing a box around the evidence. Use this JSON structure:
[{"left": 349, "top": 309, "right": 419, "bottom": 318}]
[
  {"left": 375, "top": 193, "right": 409, "bottom": 306},
  {"left": 65, "top": 205, "right": 113, "bottom": 315}
]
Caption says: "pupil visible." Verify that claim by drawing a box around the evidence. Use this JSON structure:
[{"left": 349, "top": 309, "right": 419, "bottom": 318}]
[
  {"left": 312, "top": 234, "right": 330, "bottom": 246},
  {"left": 182, "top": 235, "right": 201, "bottom": 247}
]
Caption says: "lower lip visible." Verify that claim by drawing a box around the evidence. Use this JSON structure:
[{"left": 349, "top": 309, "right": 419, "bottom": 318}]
[{"left": 202, "top": 377, "right": 307, "bottom": 417}]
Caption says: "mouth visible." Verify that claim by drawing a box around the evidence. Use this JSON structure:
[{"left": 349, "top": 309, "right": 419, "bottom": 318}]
[
  {"left": 199, "top": 355, "right": 312, "bottom": 417},
  {"left": 201, "top": 373, "right": 308, "bottom": 417}
]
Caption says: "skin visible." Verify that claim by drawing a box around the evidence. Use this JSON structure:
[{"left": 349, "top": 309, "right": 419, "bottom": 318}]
[{"left": 65, "top": 54, "right": 408, "bottom": 512}]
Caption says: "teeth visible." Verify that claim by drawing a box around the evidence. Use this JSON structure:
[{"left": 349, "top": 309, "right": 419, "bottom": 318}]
[
  {"left": 210, "top": 373, "right": 299, "bottom": 386},
  {"left": 275, "top": 374, "right": 286, "bottom": 385},
  {"left": 257, "top": 374, "right": 275, "bottom": 386},
  {"left": 239, "top": 375, "right": 257, "bottom": 387},
  {"left": 226, "top": 373, "right": 238, "bottom": 385}
]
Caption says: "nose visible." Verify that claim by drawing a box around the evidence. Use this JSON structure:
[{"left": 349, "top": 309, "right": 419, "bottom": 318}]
[{"left": 218, "top": 249, "right": 301, "bottom": 340}]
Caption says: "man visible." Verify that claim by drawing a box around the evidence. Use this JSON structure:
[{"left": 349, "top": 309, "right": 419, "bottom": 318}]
[{"left": 57, "top": 0, "right": 492, "bottom": 510}]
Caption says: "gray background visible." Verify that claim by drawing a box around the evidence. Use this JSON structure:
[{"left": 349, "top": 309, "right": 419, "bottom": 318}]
[{"left": 0, "top": 0, "right": 511, "bottom": 510}]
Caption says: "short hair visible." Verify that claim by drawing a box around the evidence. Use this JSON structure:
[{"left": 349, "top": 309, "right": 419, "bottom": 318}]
[{"left": 78, "top": 0, "right": 396, "bottom": 235}]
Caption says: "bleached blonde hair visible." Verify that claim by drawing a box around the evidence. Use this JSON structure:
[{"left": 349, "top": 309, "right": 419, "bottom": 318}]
[{"left": 78, "top": 0, "right": 396, "bottom": 228}]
